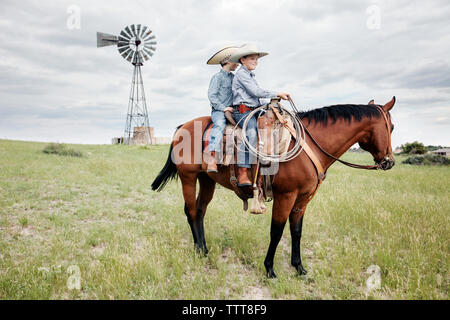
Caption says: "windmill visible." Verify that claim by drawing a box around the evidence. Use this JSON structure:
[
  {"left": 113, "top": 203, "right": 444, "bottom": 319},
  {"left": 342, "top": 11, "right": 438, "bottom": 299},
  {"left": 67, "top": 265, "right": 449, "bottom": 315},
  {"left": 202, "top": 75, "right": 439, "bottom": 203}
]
[{"left": 97, "top": 24, "right": 157, "bottom": 145}]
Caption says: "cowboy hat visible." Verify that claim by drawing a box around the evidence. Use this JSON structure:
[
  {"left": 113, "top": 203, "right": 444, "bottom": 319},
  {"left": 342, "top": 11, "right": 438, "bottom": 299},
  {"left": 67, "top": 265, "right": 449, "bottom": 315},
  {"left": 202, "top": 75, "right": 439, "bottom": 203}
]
[
  {"left": 206, "top": 46, "right": 240, "bottom": 65},
  {"left": 228, "top": 43, "right": 268, "bottom": 63}
]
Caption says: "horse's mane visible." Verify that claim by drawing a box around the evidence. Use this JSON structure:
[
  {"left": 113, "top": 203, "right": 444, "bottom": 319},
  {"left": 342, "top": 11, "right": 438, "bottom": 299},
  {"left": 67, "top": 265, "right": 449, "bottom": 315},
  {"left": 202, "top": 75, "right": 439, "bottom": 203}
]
[{"left": 297, "top": 104, "right": 381, "bottom": 126}]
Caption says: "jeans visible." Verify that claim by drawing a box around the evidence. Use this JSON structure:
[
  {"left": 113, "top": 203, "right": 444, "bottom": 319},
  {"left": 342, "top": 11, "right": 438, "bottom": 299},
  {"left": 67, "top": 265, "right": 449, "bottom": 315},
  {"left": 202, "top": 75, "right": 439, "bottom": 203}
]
[
  {"left": 233, "top": 109, "right": 260, "bottom": 168},
  {"left": 208, "top": 110, "right": 227, "bottom": 152}
]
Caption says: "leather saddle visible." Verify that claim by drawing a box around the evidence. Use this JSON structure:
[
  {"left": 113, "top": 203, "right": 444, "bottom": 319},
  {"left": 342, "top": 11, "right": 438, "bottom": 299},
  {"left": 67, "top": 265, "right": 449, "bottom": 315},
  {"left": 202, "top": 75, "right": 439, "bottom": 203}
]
[{"left": 201, "top": 101, "right": 295, "bottom": 205}]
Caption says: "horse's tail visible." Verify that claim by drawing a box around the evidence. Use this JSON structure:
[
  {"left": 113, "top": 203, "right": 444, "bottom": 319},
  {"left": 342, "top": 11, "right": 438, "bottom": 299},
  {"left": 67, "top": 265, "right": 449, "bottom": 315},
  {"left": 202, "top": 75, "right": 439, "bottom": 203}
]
[{"left": 151, "top": 125, "right": 181, "bottom": 192}]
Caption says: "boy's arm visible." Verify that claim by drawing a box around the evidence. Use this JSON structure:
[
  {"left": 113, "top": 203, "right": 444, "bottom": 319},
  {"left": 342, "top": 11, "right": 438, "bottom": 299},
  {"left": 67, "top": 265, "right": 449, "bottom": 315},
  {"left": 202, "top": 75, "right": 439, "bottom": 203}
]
[
  {"left": 236, "top": 71, "right": 277, "bottom": 99},
  {"left": 208, "top": 75, "right": 227, "bottom": 112}
]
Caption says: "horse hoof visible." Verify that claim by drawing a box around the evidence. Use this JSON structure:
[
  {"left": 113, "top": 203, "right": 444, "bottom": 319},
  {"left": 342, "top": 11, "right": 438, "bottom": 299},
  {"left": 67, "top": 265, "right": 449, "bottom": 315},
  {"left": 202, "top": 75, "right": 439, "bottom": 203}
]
[
  {"left": 194, "top": 246, "right": 208, "bottom": 257},
  {"left": 266, "top": 269, "right": 277, "bottom": 279},
  {"left": 296, "top": 265, "right": 307, "bottom": 276}
]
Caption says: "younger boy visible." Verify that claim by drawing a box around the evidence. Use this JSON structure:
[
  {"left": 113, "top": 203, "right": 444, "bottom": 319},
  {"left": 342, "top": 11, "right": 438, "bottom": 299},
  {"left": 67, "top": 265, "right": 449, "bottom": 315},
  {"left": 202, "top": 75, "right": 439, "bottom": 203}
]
[{"left": 206, "top": 46, "right": 240, "bottom": 173}]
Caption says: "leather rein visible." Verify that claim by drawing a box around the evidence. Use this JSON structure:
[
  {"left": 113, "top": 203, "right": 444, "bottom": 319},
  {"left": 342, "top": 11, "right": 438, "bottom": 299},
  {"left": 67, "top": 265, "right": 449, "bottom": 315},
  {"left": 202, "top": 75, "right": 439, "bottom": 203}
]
[{"left": 288, "top": 98, "right": 392, "bottom": 171}]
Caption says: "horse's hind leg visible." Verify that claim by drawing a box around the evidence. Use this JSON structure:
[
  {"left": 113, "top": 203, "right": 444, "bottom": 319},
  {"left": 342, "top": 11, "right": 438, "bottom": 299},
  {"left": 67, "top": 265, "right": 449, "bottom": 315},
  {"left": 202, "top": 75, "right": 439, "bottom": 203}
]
[
  {"left": 180, "top": 172, "right": 203, "bottom": 253},
  {"left": 289, "top": 205, "right": 307, "bottom": 276},
  {"left": 180, "top": 171, "right": 215, "bottom": 255},
  {"left": 195, "top": 172, "right": 216, "bottom": 255}
]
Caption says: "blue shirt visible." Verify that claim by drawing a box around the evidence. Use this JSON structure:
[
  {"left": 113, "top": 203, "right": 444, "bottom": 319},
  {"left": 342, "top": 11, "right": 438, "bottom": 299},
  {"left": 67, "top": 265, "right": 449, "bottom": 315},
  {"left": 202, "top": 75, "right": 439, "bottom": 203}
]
[
  {"left": 208, "top": 69, "right": 234, "bottom": 112},
  {"left": 232, "top": 65, "right": 277, "bottom": 108}
]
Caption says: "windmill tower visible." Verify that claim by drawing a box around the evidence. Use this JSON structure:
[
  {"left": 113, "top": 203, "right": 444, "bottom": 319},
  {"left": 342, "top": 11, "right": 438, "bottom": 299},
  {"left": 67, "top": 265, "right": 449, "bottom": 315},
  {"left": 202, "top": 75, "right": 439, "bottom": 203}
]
[{"left": 97, "top": 24, "right": 157, "bottom": 145}]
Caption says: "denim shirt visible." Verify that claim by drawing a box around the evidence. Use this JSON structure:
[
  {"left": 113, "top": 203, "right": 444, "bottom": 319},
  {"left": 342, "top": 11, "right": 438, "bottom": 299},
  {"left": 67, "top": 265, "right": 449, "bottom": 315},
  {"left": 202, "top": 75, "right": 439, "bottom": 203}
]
[
  {"left": 232, "top": 65, "right": 277, "bottom": 108},
  {"left": 208, "top": 69, "right": 234, "bottom": 112}
]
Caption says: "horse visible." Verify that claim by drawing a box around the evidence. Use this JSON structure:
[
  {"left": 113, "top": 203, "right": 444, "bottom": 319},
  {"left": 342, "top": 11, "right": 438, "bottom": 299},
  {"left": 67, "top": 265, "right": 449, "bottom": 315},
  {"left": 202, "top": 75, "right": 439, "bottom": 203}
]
[{"left": 151, "top": 97, "right": 396, "bottom": 278}]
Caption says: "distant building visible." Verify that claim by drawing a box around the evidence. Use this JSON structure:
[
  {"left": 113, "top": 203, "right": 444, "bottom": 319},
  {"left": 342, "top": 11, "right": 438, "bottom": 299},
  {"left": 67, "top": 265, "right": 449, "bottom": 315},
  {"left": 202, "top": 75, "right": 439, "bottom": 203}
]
[
  {"left": 393, "top": 147, "right": 403, "bottom": 154},
  {"left": 133, "top": 126, "right": 154, "bottom": 145},
  {"left": 111, "top": 137, "right": 121, "bottom": 144},
  {"left": 112, "top": 126, "right": 171, "bottom": 145},
  {"left": 431, "top": 148, "right": 450, "bottom": 157}
]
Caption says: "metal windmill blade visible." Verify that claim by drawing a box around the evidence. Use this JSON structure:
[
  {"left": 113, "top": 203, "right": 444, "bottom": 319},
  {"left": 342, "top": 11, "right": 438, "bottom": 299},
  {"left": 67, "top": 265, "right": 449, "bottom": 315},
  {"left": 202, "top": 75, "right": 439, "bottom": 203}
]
[
  {"left": 136, "top": 24, "right": 141, "bottom": 37},
  {"left": 143, "top": 34, "right": 155, "bottom": 42},
  {"left": 124, "top": 25, "right": 133, "bottom": 38},
  {"left": 140, "top": 25, "right": 148, "bottom": 38},
  {"left": 119, "top": 29, "right": 131, "bottom": 40},
  {"left": 121, "top": 48, "right": 133, "bottom": 60},
  {"left": 141, "top": 50, "right": 150, "bottom": 61}
]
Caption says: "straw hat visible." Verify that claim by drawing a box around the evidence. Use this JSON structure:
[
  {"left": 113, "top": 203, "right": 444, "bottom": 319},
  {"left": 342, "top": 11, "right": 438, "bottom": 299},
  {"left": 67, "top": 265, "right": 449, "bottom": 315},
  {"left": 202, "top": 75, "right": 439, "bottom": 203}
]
[
  {"left": 206, "top": 46, "right": 240, "bottom": 65},
  {"left": 228, "top": 43, "right": 268, "bottom": 63}
]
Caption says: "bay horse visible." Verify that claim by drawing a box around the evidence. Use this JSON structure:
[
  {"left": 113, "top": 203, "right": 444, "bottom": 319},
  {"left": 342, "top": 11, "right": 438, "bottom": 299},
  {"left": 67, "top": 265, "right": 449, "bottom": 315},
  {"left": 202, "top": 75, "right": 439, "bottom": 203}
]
[{"left": 151, "top": 97, "right": 396, "bottom": 278}]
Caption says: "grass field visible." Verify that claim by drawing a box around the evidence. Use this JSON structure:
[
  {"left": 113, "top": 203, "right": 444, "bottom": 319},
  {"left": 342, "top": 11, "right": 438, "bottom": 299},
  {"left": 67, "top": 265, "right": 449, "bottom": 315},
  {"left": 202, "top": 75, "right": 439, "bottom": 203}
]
[{"left": 0, "top": 139, "right": 448, "bottom": 300}]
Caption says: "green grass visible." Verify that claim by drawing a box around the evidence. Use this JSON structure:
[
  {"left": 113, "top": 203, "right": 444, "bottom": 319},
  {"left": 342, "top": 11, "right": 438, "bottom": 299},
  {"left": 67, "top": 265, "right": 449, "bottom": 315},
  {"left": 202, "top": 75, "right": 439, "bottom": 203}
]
[{"left": 0, "top": 139, "right": 448, "bottom": 299}]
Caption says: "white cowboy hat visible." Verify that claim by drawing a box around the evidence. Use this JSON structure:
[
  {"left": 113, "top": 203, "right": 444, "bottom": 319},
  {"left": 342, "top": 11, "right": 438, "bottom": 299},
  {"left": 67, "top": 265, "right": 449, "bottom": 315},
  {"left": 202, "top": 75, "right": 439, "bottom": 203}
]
[
  {"left": 228, "top": 43, "right": 268, "bottom": 63},
  {"left": 206, "top": 46, "right": 240, "bottom": 65}
]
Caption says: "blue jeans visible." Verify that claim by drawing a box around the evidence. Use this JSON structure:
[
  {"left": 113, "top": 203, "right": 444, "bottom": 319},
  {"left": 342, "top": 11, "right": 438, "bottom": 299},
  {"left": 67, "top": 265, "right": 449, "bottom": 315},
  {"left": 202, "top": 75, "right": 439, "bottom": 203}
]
[
  {"left": 233, "top": 109, "right": 260, "bottom": 168},
  {"left": 208, "top": 110, "right": 227, "bottom": 152}
]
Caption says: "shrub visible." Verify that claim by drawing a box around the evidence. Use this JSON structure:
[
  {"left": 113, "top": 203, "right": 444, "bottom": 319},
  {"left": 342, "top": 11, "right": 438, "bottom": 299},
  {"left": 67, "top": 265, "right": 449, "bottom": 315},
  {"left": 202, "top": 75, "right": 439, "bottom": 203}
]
[
  {"left": 42, "top": 143, "right": 83, "bottom": 157},
  {"left": 402, "top": 154, "right": 450, "bottom": 166},
  {"left": 400, "top": 141, "right": 427, "bottom": 155}
]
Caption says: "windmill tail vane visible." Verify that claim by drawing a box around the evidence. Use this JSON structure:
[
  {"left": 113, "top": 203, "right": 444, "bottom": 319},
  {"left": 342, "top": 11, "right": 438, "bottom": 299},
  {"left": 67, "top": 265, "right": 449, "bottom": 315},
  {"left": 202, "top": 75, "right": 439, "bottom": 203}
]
[{"left": 96, "top": 24, "right": 157, "bottom": 145}]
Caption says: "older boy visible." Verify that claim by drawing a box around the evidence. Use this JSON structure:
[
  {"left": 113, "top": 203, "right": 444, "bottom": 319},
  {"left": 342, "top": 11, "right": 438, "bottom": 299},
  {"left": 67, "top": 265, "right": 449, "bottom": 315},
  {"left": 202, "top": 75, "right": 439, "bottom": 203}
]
[
  {"left": 229, "top": 43, "right": 290, "bottom": 186},
  {"left": 206, "top": 46, "right": 240, "bottom": 173}
]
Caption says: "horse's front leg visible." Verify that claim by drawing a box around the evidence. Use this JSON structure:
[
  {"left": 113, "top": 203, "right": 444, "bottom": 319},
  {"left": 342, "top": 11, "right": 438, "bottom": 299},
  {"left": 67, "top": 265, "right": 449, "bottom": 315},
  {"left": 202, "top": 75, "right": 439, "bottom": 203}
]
[
  {"left": 264, "top": 192, "right": 297, "bottom": 278},
  {"left": 289, "top": 207, "right": 307, "bottom": 276}
]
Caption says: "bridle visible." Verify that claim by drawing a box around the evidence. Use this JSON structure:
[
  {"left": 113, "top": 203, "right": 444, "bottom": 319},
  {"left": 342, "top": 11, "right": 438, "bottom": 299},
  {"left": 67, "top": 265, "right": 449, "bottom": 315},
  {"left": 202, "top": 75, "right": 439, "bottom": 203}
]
[{"left": 288, "top": 98, "right": 393, "bottom": 171}]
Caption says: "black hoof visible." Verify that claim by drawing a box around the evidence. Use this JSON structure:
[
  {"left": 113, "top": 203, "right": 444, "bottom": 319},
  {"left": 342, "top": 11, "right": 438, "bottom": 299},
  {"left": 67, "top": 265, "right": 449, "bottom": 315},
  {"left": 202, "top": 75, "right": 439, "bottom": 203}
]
[
  {"left": 266, "top": 268, "right": 277, "bottom": 279},
  {"left": 295, "top": 264, "right": 307, "bottom": 276},
  {"left": 194, "top": 245, "right": 208, "bottom": 257}
]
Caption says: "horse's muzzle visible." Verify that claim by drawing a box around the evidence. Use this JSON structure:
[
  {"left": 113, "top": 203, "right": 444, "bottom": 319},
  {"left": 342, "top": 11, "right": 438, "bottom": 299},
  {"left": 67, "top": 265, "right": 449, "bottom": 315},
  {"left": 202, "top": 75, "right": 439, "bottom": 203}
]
[{"left": 377, "top": 155, "right": 395, "bottom": 170}]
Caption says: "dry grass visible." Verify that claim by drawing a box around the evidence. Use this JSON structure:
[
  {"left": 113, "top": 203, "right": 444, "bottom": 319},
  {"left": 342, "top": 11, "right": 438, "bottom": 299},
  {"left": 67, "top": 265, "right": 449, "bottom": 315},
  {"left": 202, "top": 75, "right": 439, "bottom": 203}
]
[{"left": 0, "top": 139, "right": 448, "bottom": 299}]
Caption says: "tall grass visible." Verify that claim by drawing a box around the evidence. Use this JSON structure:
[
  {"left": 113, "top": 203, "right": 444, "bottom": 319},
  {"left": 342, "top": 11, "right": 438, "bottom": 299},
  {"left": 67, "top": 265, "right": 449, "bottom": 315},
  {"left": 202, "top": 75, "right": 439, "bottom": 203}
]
[{"left": 0, "top": 139, "right": 448, "bottom": 299}]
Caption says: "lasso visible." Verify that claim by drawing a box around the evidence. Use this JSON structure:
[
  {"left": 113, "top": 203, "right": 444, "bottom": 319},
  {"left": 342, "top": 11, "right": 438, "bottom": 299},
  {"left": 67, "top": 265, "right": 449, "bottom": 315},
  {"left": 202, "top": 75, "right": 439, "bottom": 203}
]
[{"left": 231, "top": 99, "right": 306, "bottom": 163}]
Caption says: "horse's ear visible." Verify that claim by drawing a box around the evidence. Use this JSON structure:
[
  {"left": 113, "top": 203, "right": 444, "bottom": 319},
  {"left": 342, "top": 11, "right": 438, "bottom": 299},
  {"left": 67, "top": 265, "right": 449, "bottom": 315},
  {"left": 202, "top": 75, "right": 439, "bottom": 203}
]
[
  {"left": 382, "top": 96, "right": 396, "bottom": 111},
  {"left": 368, "top": 99, "right": 375, "bottom": 105}
]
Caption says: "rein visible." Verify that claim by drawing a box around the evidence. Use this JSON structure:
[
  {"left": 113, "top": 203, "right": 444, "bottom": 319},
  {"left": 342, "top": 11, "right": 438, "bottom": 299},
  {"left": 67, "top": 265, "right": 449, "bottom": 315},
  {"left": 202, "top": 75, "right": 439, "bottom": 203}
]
[{"left": 287, "top": 98, "right": 392, "bottom": 171}]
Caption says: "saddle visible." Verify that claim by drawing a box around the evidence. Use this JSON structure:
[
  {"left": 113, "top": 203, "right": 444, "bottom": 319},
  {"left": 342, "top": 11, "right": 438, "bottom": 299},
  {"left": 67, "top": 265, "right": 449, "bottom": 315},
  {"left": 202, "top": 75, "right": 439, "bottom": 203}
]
[{"left": 201, "top": 100, "right": 296, "bottom": 213}]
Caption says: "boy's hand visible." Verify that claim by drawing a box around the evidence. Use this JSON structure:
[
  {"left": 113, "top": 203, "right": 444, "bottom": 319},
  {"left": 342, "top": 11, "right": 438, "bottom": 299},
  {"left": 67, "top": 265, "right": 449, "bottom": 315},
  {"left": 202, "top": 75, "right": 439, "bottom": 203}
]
[
  {"left": 224, "top": 107, "right": 234, "bottom": 112},
  {"left": 277, "top": 92, "right": 291, "bottom": 100}
]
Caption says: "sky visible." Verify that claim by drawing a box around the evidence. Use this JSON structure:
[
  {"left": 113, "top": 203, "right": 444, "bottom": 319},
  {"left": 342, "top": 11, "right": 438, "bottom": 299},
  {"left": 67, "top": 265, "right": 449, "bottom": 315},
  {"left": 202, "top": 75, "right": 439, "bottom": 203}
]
[{"left": 0, "top": 0, "right": 449, "bottom": 147}]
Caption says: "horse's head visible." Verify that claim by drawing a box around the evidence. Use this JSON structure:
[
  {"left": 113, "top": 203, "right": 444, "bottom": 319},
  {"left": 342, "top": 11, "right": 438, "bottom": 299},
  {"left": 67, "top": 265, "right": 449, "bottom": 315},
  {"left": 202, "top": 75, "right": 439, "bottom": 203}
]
[{"left": 358, "top": 97, "right": 396, "bottom": 170}]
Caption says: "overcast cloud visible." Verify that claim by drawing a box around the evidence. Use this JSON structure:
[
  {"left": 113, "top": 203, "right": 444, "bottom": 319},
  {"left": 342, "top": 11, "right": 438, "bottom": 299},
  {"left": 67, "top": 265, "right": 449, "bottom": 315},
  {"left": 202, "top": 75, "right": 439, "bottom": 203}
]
[{"left": 0, "top": 0, "right": 449, "bottom": 147}]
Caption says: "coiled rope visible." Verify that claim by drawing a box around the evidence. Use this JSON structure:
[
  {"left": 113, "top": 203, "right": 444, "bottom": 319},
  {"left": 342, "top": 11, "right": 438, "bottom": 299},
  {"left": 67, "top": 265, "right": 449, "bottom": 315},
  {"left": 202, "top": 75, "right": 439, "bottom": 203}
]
[{"left": 231, "top": 99, "right": 306, "bottom": 163}]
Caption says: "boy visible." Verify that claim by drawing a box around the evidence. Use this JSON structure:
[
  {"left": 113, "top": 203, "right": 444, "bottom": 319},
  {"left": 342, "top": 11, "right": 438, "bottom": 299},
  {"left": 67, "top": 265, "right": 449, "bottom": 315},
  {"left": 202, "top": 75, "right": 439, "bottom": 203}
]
[
  {"left": 206, "top": 46, "right": 240, "bottom": 173},
  {"left": 229, "top": 43, "right": 290, "bottom": 186}
]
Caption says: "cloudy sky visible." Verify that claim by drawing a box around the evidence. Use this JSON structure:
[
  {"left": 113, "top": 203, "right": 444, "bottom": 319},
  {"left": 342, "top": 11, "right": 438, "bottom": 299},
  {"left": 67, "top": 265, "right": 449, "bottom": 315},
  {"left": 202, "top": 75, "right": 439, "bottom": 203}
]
[{"left": 0, "top": 0, "right": 449, "bottom": 147}]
